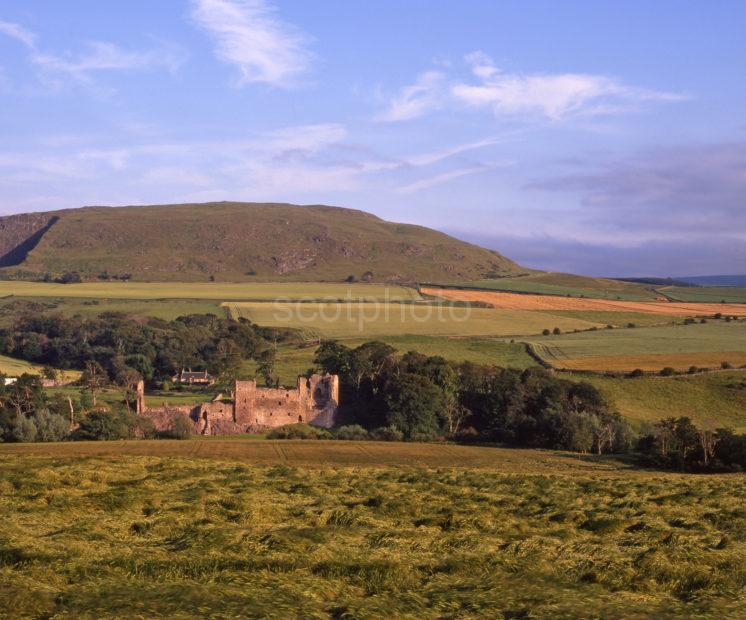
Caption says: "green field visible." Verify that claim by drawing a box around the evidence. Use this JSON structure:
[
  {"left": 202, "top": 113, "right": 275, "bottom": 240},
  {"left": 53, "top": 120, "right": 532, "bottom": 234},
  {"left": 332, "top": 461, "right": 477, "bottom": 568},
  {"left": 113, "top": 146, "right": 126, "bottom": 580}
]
[
  {"left": 567, "top": 371, "right": 746, "bottom": 432},
  {"left": 0, "top": 296, "right": 227, "bottom": 323},
  {"left": 226, "top": 301, "right": 601, "bottom": 339},
  {"left": 0, "top": 447, "right": 743, "bottom": 618},
  {"left": 660, "top": 285, "right": 746, "bottom": 303},
  {"left": 526, "top": 321, "right": 746, "bottom": 371},
  {"left": 438, "top": 272, "right": 657, "bottom": 301},
  {"left": 0, "top": 281, "right": 421, "bottom": 302},
  {"left": 537, "top": 309, "right": 680, "bottom": 327},
  {"left": 243, "top": 337, "right": 537, "bottom": 385}
]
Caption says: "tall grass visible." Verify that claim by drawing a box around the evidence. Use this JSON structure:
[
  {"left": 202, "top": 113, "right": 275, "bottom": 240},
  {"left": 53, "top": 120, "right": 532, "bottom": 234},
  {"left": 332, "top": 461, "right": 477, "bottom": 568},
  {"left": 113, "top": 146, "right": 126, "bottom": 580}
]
[{"left": 0, "top": 455, "right": 743, "bottom": 618}]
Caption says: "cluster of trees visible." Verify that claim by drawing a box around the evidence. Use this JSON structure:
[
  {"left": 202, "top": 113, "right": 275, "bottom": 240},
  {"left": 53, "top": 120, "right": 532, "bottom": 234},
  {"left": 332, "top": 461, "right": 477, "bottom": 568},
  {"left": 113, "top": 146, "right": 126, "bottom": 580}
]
[
  {"left": 0, "top": 373, "right": 195, "bottom": 443},
  {"left": 638, "top": 417, "right": 746, "bottom": 472},
  {"left": 0, "top": 312, "right": 287, "bottom": 387},
  {"left": 314, "top": 340, "right": 633, "bottom": 452}
]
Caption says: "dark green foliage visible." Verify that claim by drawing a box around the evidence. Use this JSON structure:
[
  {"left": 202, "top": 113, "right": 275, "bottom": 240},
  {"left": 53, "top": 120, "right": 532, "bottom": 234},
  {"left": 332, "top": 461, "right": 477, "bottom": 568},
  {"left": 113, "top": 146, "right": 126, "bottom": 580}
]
[
  {"left": 73, "top": 409, "right": 137, "bottom": 441},
  {"left": 0, "top": 311, "right": 284, "bottom": 383},
  {"left": 316, "top": 340, "right": 631, "bottom": 453},
  {"left": 334, "top": 425, "right": 369, "bottom": 440},
  {"left": 0, "top": 374, "right": 70, "bottom": 442},
  {"left": 638, "top": 416, "right": 746, "bottom": 471},
  {"left": 266, "top": 424, "right": 331, "bottom": 440},
  {"left": 160, "top": 414, "right": 193, "bottom": 440}
]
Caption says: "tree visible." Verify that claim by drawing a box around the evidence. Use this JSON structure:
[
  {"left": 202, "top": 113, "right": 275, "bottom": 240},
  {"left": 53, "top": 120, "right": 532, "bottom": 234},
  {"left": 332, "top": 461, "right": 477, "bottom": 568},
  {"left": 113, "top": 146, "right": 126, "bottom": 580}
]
[
  {"left": 257, "top": 348, "right": 277, "bottom": 387},
  {"left": 75, "top": 409, "right": 134, "bottom": 441},
  {"left": 80, "top": 361, "right": 108, "bottom": 407},
  {"left": 41, "top": 366, "right": 59, "bottom": 384},
  {"left": 698, "top": 428, "right": 718, "bottom": 467},
  {"left": 116, "top": 368, "right": 142, "bottom": 414},
  {"left": 383, "top": 373, "right": 445, "bottom": 439}
]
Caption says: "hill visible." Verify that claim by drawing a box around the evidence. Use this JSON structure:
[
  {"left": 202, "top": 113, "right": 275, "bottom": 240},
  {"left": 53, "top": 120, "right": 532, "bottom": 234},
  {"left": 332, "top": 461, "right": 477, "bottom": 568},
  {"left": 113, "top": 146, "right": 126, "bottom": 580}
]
[{"left": 0, "top": 202, "right": 520, "bottom": 283}]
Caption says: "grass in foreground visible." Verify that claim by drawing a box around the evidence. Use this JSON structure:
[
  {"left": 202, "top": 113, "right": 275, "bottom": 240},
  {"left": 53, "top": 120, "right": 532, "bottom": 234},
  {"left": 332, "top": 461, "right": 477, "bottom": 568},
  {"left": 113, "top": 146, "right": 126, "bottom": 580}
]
[{"left": 0, "top": 451, "right": 743, "bottom": 618}]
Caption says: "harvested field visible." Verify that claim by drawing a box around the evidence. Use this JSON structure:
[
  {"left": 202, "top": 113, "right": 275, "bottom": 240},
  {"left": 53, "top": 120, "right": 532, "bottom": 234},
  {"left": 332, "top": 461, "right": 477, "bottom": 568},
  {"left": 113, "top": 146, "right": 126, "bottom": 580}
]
[
  {"left": 0, "top": 451, "right": 744, "bottom": 618},
  {"left": 424, "top": 287, "right": 746, "bottom": 317}
]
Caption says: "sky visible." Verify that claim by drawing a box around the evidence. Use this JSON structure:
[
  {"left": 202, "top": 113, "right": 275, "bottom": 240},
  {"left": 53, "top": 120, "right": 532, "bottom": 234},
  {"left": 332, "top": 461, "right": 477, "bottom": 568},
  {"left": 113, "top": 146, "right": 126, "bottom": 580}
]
[{"left": 1, "top": 0, "right": 745, "bottom": 277}]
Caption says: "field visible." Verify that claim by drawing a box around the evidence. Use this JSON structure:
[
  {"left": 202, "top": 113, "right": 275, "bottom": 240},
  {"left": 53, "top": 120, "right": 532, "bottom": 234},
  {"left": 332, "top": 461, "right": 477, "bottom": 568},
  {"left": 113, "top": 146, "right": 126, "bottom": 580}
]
[
  {"left": 243, "top": 337, "right": 536, "bottom": 386},
  {"left": 526, "top": 321, "right": 746, "bottom": 372},
  {"left": 437, "top": 272, "right": 658, "bottom": 300},
  {"left": 0, "top": 354, "right": 80, "bottom": 382},
  {"left": 566, "top": 371, "right": 746, "bottom": 432},
  {"left": 423, "top": 287, "right": 746, "bottom": 317},
  {"left": 225, "top": 301, "right": 601, "bottom": 339},
  {"left": 0, "top": 281, "right": 421, "bottom": 301},
  {"left": 0, "top": 446, "right": 744, "bottom": 618},
  {"left": 660, "top": 285, "right": 746, "bottom": 303}
]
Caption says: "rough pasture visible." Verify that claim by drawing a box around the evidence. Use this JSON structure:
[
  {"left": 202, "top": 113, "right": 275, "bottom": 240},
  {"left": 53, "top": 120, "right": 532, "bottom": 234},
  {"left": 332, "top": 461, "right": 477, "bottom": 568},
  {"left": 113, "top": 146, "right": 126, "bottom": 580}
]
[{"left": 423, "top": 287, "right": 746, "bottom": 317}]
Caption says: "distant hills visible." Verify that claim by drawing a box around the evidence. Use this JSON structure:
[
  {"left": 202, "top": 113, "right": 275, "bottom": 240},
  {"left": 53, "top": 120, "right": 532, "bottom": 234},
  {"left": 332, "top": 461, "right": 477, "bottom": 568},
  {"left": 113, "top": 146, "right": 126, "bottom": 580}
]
[{"left": 0, "top": 202, "right": 522, "bottom": 283}]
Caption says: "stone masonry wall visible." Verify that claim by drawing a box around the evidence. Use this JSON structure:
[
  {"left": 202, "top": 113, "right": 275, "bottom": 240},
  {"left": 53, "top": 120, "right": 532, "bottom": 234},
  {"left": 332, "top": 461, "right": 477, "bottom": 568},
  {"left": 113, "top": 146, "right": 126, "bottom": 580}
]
[{"left": 136, "top": 374, "right": 339, "bottom": 436}]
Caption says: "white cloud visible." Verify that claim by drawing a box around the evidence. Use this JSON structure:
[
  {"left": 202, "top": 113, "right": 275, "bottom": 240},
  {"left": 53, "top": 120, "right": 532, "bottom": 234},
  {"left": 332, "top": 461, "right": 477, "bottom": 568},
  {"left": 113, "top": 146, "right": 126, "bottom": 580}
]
[
  {"left": 191, "top": 0, "right": 312, "bottom": 87},
  {"left": 31, "top": 41, "right": 185, "bottom": 82},
  {"left": 377, "top": 52, "right": 685, "bottom": 122},
  {"left": 397, "top": 166, "right": 489, "bottom": 194},
  {"left": 0, "top": 19, "right": 36, "bottom": 47},
  {"left": 375, "top": 70, "right": 445, "bottom": 121}
]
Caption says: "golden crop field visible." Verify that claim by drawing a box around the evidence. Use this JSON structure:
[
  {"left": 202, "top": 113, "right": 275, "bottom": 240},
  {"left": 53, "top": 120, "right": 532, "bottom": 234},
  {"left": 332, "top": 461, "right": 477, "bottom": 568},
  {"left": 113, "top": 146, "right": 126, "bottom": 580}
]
[
  {"left": 424, "top": 287, "right": 746, "bottom": 317},
  {"left": 0, "top": 447, "right": 744, "bottom": 618},
  {"left": 224, "top": 301, "right": 601, "bottom": 338}
]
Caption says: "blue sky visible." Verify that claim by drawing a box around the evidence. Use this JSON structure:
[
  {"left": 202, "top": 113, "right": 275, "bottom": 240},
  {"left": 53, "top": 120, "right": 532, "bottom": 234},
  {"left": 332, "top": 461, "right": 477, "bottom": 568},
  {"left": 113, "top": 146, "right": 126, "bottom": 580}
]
[{"left": 1, "top": 1, "right": 744, "bottom": 276}]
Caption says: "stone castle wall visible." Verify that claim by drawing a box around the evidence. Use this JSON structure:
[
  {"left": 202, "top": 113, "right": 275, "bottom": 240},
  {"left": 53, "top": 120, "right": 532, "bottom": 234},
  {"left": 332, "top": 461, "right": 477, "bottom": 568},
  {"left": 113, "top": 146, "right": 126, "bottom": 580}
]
[{"left": 136, "top": 374, "right": 339, "bottom": 436}]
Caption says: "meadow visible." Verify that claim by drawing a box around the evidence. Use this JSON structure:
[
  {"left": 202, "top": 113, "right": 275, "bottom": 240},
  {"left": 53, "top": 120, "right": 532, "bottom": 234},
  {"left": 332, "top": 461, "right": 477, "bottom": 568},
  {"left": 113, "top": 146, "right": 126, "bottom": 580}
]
[
  {"left": 660, "top": 285, "right": 746, "bottom": 303},
  {"left": 526, "top": 321, "right": 746, "bottom": 371},
  {"left": 0, "top": 354, "right": 80, "bottom": 382},
  {"left": 566, "top": 371, "right": 746, "bottom": 433},
  {"left": 225, "top": 301, "right": 600, "bottom": 339},
  {"left": 0, "top": 448, "right": 744, "bottom": 618}
]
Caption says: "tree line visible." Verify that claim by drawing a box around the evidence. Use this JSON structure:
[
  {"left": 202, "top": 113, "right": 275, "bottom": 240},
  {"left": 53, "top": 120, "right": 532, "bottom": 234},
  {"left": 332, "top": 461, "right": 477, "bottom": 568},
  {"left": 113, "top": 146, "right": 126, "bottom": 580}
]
[{"left": 313, "top": 340, "right": 745, "bottom": 471}]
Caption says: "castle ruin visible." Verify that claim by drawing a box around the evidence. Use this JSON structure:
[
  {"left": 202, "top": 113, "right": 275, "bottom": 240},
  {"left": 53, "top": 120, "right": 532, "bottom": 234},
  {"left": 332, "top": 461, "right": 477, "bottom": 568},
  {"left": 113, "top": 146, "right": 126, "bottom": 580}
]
[{"left": 137, "top": 374, "right": 339, "bottom": 435}]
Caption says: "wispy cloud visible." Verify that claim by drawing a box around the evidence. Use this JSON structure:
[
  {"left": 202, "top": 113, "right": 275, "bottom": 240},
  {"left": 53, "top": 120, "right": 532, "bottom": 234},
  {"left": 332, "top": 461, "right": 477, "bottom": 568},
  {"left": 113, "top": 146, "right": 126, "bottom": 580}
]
[
  {"left": 377, "top": 51, "right": 685, "bottom": 122},
  {"left": 0, "top": 18, "right": 184, "bottom": 84},
  {"left": 0, "top": 19, "right": 36, "bottom": 47},
  {"left": 191, "top": 0, "right": 312, "bottom": 87},
  {"left": 397, "top": 165, "right": 490, "bottom": 194},
  {"left": 375, "top": 70, "right": 445, "bottom": 121},
  {"left": 31, "top": 41, "right": 185, "bottom": 82}
]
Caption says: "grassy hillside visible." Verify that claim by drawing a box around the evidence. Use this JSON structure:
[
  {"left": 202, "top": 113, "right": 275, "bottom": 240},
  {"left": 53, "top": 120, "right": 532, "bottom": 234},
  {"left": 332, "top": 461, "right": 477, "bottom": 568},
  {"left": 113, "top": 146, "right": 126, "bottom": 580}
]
[
  {"left": 571, "top": 372, "right": 746, "bottom": 432},
  {"left": 0, "top": 202, "right": 520, "bottom": 283},
  {"left": 1, "top": 452, "right": 744, "bottom": 618},
  {"left": 526, "top": 321, "right": 746, "bottom": 371}
]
